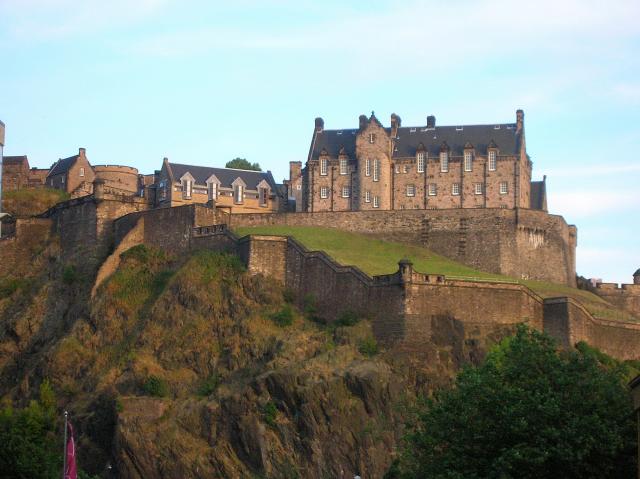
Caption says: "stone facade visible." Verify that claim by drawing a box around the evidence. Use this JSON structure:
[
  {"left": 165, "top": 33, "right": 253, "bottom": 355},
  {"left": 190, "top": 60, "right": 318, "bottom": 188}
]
[
  {"left": 94, "top": 165, "right": 140, "bottom": 194},
  {"left": 299, "top": 110, "right": 545, "bottom": 213},
  {"left": 154, "top": 158, "right": 284, "bottom": 214},
  {"left": 46, "top": 148, "right": 96, "bottom": 196},
  {"left": 588, "top": 272, "right": 640, "bottom": 318},
  {"left": 1, "top": 155, "right": 50, "bottom": 192}
]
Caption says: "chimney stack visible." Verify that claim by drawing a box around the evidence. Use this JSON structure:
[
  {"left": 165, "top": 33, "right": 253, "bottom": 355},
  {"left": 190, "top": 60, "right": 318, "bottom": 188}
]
[
  {"left": 359, "top": 114, "right": 368, "bottom": 130},
  {"left": 390, "top": 113, "right": 401, "bottom": 136},
  {"left": 516, "top": 109, "right": 524, "bottom": 133},
  {"left": 427, "top": 115, "right": 436, "bottom": 128},
  {"left": 79, "top": 147, "right": 86, "bottom": 157},
  {"left": 314, "top": 117, "right": 324, "bottom": 133}
]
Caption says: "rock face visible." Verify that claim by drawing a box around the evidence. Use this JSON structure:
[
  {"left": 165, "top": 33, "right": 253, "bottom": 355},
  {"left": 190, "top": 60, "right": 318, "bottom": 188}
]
[{"left": 0, "top": 241, "right": 505, "bottom": 478}]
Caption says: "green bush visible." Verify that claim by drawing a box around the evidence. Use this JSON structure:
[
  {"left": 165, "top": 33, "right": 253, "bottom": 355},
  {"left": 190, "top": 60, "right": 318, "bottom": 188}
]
[
  {"left": 142, "top": 375, "right": 169, "bottom": 397},
  {"left": 262, "top": 401, "right": 278, "bottom": 427},
  {"left": 0, "top": 277, "right": 31, "bottom": 299},
  {"left": 335, "top": 310, "right": 360, "bottom": 327},
  {"left": 270, "top": 304, "right": 294, "bottom": 327},
  {"left": 282, "top": 288, "right": 296, "bottom": 303},
  {"left": 62, "top": 265, "right": 77, "bottom": 285},
  {"left": 197, "top": 374, "right": 219, "bottom": 396},
  {"left": 358, "top": 337, "right": 379, "bottom": 357}
]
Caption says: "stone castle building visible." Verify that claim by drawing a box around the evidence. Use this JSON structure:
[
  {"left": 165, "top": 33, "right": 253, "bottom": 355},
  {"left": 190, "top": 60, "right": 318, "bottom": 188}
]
[{"left": 299, "top": 110, "right": 546, "bottom": 213}]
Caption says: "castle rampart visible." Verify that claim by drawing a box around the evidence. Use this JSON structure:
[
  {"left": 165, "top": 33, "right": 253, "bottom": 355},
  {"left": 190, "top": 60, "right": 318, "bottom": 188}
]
[
  {"left": 224, "top": 207, "right": 577, "bottom": 286},
  {"left": 93, "top": 165, "right": 140, "bottom": 194}
]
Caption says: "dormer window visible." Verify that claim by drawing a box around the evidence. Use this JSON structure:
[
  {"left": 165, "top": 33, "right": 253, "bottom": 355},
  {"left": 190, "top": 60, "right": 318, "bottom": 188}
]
[
  {"left": 182, "top": 178, "right": 192, "bottom": 199},
  {"left": 234, "top": 184, "right": 244, "bottom": 203},
  {"left": 488, "top": 150, "right": 497, "bottom": 171},
  {"left": 208, "top": 182, "right": 217, "bottom": 200},
  {"left": 417, "top": 152, "right": 425, "bottom": 173},
  {"left": 259, "top": 187, "right": 269, "bottom": 206},
  {"left": 464, "top": 151, "right": 473, "bottom": 172},
  {"left": 320, "top": 158, "right": 328, "bottom": 176},
  {"left": 440, "top": 151, "right": 449, "bottom": 172},
  {"left": 339, "top": 158, "right": 348, "bottom": 175}
]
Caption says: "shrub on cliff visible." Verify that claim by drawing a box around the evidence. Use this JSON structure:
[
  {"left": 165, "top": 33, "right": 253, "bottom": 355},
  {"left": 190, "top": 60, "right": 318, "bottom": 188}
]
[
  {"left": 395, "top": 326, "right": 637, "bottom": 478},
  {"left": 3, "top": 188, "right": 69, "bottom": 217}
]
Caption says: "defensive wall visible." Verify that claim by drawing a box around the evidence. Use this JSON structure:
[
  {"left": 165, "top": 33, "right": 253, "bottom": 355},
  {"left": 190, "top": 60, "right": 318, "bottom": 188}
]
[
  {"left": 93, "top": 165, "right": 139, "bottom": 194},
  {"left": 587, "top": 282, "right": 640, "bottom": 319},
  {"left": 100, "top": 204, "right": 638, "bottom": 361},
  {"left": 223, "top": 207, "right": 577, "bottom": 287}
]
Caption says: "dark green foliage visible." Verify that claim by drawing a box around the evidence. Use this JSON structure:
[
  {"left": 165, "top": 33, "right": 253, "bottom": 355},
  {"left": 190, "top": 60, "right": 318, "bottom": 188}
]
[
  {"left": 396, "top": 326, "right": 637, "bottom": 478},
  {"left": 62, "top": 265, "right": 77, "bottom": 284},
  {"left": 282, "top": 288, "right": 296, "bottom": 304},
  {"left": 0, "top": 380, "right": 61, "bottom": 479},
  {"left": 0, "top": 277, "right": 32, "bottom": 299},
  {"left": 142, "top": 376, "right": 169, "bottom": 398},
  {"left": 302, "top": 294, "right": 325, "bottom": 324},
  {"left": 358, "top": 337, "right": 379, "bottom": 357},
  {"left": 225, "top": 158, "right": 261, "bottom": 171},
  {"left": 270, "top": 304, "right": 294, "bottom": 327},
  {"left": 335, "top": 310, "right": 360, "bottom": 327},
  {"left": 197, "top": 374, "right": 219, "bottom": 397},
  {"left": 262, "top": 401, "right": 278, "bottom": 427}
]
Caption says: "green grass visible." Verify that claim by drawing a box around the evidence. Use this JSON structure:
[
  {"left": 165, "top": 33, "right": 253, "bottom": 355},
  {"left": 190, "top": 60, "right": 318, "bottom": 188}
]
[
  {"left": 234, "top": 225, "right": 504, "bottom": 280},
  {"left": 233, "top": 225, "right": 637, "bottom": 322},
  {"left": 3, "top": 188, "right": 69, "bottom": 217}
]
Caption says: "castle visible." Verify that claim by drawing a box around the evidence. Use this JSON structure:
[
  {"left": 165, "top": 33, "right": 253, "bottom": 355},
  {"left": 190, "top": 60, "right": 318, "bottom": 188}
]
[{"left": 1, "top": 113, "right": 639, "bottom": 361}]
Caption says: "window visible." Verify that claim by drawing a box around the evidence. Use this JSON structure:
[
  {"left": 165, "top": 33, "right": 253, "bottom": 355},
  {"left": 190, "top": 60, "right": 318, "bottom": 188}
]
[
  {"left": 373, "top": 159, "right": 380, "bottom": 181},
  {"left": 406, "top": 184, "right": 416, "bottom": 197},
  {"left": 452, "top": 183, "right": 460, "bottom": 195},
  {"left": 182, "top": 179, "right": 192, "bottom": 199},
  {"left": 464, "top": 151, "right": 472, "bottom": 172},
  {"left": 474, "top": 183, "right": 483, "bottom": 195},
  {"left": 341, "top": 186, "right": 350, "bottom": 198},
  {"left": 159, "top": 181, "right": 166, "bottom": 200},
  {"left": 79, "top": 167, "right": 85, "bottom": 177},
  {"left": 403, "top": 165, "right": 409, "bottom": 174},
  {"left": 428, "top": 183, "right": 437, "bottom": 196},
  {"left": 234, "top": 184, "right": 244, "bottom": 203},
  {"left": 208, "top": 182, "right": 218, "bottom": 200},
  {"left": 61, "top": 176, "right": 65, "bottom": 184},
  {"left": 365, "top": 191, "right": 371, "bottom": 203},
  {"left": 369, "top": 133, "right": 375, "bottom": 144},
  {"left": 500, "top": 181, "right": 508, "bottom": 195},
  {"left": 373, "top": 195, "right": 380, "bottom": 208},
  {"left": 395, "top": 165, "right": 400, "bottom": 174},
  {"left": 488, "top": 150, "right": 497, "bottom": 171},
  {"left": 320, "top": 158, "right": 328, "bottom": 176},
  {"left": 259, "top": 187, "right": 268, "bottom": 206},
  {"left": 440, "top": 151, "right": 449, "bottom": 172},
  {"left": 320, "top": 186, "right": 329, "bottom": 198},
  {"left": 365, "top": 159, "right": 371, "bottom": 176},
  {"left": 339, "top": 158, "right": 348, "bottom": 175},
  {"left": 417, "top": 152, "right": 425, "bottom": 173}
]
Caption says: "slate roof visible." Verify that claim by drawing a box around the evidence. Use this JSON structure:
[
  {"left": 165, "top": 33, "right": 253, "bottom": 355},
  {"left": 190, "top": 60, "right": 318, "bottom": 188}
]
[
  {"left": 2, "top": 155, "right": 29, "bottom": 165},
  {"left": 634, "top": 269, "right": 640, "bottom": 277},
  {"left": 47, "top": 155, "right": 78, "bottom": 177},
  {"left": 530, "top": 180, "right": 547, "bottom": 211},
  {"left": 393, "top": 124, "right": 520, "bottom": 158},
  {"left": 168, "top": 162, "right": 278, "bottom": 191},
  {"left": 309, "top": 123, "right": 522, "bottom": 160}
]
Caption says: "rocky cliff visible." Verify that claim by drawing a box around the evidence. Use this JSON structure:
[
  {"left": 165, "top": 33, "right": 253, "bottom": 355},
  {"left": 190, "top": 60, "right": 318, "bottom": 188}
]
[{"left": 0, "top": 234, "right": 510, "bottom": 478}]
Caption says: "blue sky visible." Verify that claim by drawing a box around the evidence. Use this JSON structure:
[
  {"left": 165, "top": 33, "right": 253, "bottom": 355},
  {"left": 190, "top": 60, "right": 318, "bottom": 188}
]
[{"left": 1, "top": 0, "right": 638, "bottom": 283}]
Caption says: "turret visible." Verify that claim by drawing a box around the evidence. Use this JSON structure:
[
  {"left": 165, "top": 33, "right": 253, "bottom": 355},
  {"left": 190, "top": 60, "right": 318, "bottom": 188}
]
[{"left": 634, "top": 268, "right": 640, "bottom": 285}]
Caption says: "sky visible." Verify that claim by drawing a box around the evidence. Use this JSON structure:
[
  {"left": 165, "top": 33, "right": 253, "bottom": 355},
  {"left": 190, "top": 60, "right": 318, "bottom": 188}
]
[{"left": 0, "top": 0, "right": 638, "bottom": 283}]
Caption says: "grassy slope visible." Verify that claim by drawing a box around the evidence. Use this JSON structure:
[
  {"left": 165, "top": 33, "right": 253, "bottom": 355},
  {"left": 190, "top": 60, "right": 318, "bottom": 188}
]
[
  {"left": 234, "top": 225, "right": 637, "bottom": 322},
  {"left": 3, "top": 188, "right": 70, "bottom": 217}
]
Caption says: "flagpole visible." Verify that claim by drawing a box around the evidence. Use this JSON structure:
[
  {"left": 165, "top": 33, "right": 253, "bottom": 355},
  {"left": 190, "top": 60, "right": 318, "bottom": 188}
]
[{"left": 63, "top": 411, "right": 68, "bottom": 479}]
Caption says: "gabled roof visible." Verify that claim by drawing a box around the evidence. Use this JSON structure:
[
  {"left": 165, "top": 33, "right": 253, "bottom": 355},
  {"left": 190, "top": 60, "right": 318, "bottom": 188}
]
[
  {"left": 393, "top": 124, "right": 520, "bottom": 158},
  {"left": 47, "top": 154, "right": 78, "bottom": 177},
  {"left": 530, "top": 180, "right": 547, "bottom": 211},
  {"left": 167, "top": 162, "right": 278, "bottom": 191},
  {"left": 309, "top": 129, "right": 361, "bottom": 161},
  {"left": 2, "top": 155, "right": 29, "bottom": 166}
]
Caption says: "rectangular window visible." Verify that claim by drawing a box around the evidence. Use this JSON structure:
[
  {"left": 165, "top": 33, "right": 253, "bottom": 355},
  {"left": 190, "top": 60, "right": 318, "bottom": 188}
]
[
  {"left": 488, "top": 151, "right": 497, "bottom": 171},
  {"left": 339, "top": 158, "right": 348, "bottom": 175},
  {"left": 417, "top": 152, "right": 425, "bottom": 173},
  {"left": 365, "top": 159, "right": 371, "bottom": 176},
  {"left": 182, "top": 180, "right": 192, "bottom": 199},
  {"left": 373, "top": 196, "right": 380, "bottom": 208},
  {"left": 394, "top": 165, "right": 400, "bottom": 174},
  {"left": 320, "top": 158, "right": 328, "bottom": 176},
  {"left": 464, "top": 151, "right": 472, "bottom": 172},
  {"left": 61, "top": 176, "right": 65, "bottom": 184},
  {"left": 320, "top": 186, "right": 329, "bottom": 198},
  {"left": 79, "top": 167, "right": 85, "bottom": 177},
  {"left": 208, "top": 182, "right": 218, "bottom": 200},
  {"left": 365, "top": 191, "right": 371, "bottom": 203},
  {"left": 474, "top": 183, "right": 483, "bottom": 195},
  {"left": 452, "top": 183, "right": 460, "bottom": 195},
  {"left": 369, "top": 133, "right": 375, "bottom": 144},
  {"left": 500, "top": 181, "right": 508, "bottom": 194},
  {"left": 234, "top": 184, "right": 244, "bottom": 203},
  {"left": 259, "top": 187, "right": 268, "bottom": 205},
  {"left": 341, "top": 186, "right": 350, "bottom": 198},
  {"left": 428, "top": 183, "right": 437, "bottom": 196},
  {"left": 440, "top": 151, "right": 449, "bottom": 172},
  {"left": 406, "top": 184, "right": 415, "bottom": 197},
  {"left": 403, "top": 165, "right": 409, "bottom": 174},
  {"left": 373, "top": 159, "right": 379, "bottom": 182}
]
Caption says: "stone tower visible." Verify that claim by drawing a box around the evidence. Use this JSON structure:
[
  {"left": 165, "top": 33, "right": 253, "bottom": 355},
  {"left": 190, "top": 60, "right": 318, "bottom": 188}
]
[{"left": 634, "top": 268, "right": 640, "bottom": 285}]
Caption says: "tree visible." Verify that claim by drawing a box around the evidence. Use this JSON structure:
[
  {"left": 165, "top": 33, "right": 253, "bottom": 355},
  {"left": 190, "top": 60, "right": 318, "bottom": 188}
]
[
  {"left": 395, "top": 326, "right": 638, "bottom": 479},
  {"left": 225, "top": 158, "right": 261, "bottom": 171}
]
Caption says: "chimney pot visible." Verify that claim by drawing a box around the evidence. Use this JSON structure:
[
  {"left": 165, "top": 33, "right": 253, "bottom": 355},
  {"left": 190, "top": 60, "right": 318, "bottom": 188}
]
[
  {"left": 314, "top": 117, "right": 324, "bottom": 133},
  {"left": 79, "top": 147, "right": 86, "bottom": 156},
  {"left": 427, "top": 115, "right": 436, "bottom": 128}
]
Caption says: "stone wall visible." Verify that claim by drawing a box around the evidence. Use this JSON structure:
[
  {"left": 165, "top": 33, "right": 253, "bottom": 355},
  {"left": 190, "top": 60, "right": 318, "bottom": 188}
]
[
  {"left": 225, "top": 207, "right": 577, "bottom": 286},
  {"left": 0, "top": 218, "right": 53, "bottom": 277},
  {"left": 590, "top": 283, "right": 640, "bottom": 319}
]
